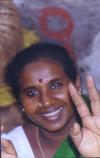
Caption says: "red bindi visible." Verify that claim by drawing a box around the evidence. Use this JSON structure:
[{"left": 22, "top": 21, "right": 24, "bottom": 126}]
[{"left": 38, "top": 79, "right": 43, "bottom": 83}]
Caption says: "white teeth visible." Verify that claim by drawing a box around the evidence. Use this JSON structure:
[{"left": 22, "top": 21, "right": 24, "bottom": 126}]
[{"left": 42, "top": 107, "right": 63, "bottom": 117}]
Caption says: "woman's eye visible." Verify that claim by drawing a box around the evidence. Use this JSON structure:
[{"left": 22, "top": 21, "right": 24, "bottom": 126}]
[
  {"left": 49, "top": 81, "right": 63, "bottom": 89},
  {"left": 27, "top": 88, "right": 39, "bottom": 97}
]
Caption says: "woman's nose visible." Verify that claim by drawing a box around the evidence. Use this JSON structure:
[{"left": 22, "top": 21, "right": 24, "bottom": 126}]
[{"left": 39, "top": 90, "right": 52, "bottom": 107}]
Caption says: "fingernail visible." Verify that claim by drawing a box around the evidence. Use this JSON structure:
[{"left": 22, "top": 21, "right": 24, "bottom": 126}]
[
  {"left": 87, "top": 75, "right": 93, "bottom": 81},
  {"left": 69, "top": 82, "right": 74, "bottom": 88}
]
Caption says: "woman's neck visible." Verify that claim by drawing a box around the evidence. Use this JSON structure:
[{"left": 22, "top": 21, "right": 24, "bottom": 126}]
[{"left": 39, "top": 115, "right": 76, "bottom": 145}]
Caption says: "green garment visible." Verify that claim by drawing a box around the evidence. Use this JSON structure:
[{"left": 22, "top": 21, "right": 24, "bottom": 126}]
[{"left": 53, "top": 138, "right": 81, "bottom": 158}]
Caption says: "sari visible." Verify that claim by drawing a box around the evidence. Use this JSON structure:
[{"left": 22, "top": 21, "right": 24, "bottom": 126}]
[{"left": 53, "top": 137, "right": 81, "bottom": 158}]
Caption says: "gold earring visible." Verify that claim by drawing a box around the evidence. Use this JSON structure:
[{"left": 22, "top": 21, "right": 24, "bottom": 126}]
[
  {"left": 22, "top": 108, "right": 25, "bottom": 112},
  {"left": 38, "top": 103, "right": 42, "bottom": 107},
  {"left": 78, "top": 89, "right": 82, "bottom": 95}
]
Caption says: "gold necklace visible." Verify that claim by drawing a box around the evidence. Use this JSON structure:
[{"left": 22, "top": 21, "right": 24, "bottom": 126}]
[{"left": 36, "top": 127, "right": 46, "bottom": 158}]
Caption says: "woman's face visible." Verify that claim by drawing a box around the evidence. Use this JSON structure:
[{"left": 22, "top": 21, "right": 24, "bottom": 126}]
[{"left": 19, "top": 59, "right": 74, "bottom": 132}]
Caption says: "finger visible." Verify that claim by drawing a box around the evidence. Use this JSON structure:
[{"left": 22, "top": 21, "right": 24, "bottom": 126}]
[
  {"left": 1, "top": 139, "right": 17, "bottom": 155},
  {"left": 87, "top": 75, "right": 100, "bottom": 115},
  {"left": 1, "top": 125, "right": 4, "bottom": 133},
  {"left": 68, "top": 82, "right": 91, "bottom": 119},
  {"left": 70, "top": 122, "right": 82, "bottom": 149}
]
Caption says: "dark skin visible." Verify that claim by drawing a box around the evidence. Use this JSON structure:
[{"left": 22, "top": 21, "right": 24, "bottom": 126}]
[
  {"left": 1, "top": 58, "right": 100, "bottom": 158},
  {"left": 20, "top": 58, "right": 75, "bottom": 158},
  {"left": 19, "top": 59, "right": 74, "bottom": 132}
]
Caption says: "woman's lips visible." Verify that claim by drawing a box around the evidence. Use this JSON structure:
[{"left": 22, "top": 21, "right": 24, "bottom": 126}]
[{"left": 40, "top": 106, "right": 64, "bottom": 121}]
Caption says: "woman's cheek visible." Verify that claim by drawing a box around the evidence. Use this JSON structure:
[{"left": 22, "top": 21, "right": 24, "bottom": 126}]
[{"left": 22, "top": 98, "right": 37, "bottom": 114}]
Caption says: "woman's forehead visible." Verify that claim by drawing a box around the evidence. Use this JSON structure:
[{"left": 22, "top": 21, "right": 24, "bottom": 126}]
[
  {"left": 19, "top": 59, "right": 68, "bottom": 84},
  {"left": 22, "top": 58, "right": 63, "bottom": 72}
]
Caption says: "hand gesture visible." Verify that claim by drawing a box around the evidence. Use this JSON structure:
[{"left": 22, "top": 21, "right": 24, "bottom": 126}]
[
  {"left": 1, "top": 139, "right": 17, "bottom": 158},
  {"left": 68, "top": 76, "right": 100, "bottom": 157}
]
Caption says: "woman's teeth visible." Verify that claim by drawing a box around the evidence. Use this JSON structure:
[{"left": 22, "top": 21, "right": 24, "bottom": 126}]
[{"left": 41, "top": 106, "right": 63, "bottom": 120}]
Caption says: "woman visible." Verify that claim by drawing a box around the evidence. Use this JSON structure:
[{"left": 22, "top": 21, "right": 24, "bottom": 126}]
[{"left": 1, "top": 43, "right": 100, "bottom": 158}]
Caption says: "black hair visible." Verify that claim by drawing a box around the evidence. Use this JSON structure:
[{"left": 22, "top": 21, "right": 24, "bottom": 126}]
[{"left": 5, "top": 42, "right": 77, "bottom": 102}]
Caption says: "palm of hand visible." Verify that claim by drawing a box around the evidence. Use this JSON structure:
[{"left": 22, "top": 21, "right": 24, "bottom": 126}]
[
  {"left": 79, "top": 115, "right": 100, "bottom": 157},
  {"left": 1, "top": 152, "right": 17, "bottom": 158},
  {"left": 1, "top": 139, "right": 17, "bottom": 158},
  {"left": 68, "top": 76, "right": 100, "bottom": 157}
]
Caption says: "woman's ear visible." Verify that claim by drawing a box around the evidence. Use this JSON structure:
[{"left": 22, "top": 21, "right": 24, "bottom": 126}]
[{"left": 75, "top": 74, "right": 82, "bottom": 95}]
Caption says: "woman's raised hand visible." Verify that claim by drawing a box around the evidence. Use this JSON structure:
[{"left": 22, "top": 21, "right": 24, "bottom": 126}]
[{"left": 68, "top": 76, "right": 100, "bottom": 157}]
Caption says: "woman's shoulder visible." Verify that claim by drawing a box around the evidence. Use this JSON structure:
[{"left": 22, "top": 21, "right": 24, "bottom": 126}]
[
  {"left": 1, "top": 125, "right": 23, "bottom": 138},
  {"left": 1, "top": 124, "right": 35, "bottom": 158}
]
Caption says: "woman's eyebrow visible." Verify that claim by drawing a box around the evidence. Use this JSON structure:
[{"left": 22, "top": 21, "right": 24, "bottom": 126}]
[
  {"left": 49, "top": 78, "right": 64, "bottom": 83},
  {"left": 22, "top": 86, "right": 36, "bottom": 93}
]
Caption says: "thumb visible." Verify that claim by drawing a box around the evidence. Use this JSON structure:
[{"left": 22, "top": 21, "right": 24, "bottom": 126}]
[
  {"left": 1, "top": 139, "right": 17, "bottom": 155},
  {"left": 70, "top": 123, "right": 82, "bottom": 149}
]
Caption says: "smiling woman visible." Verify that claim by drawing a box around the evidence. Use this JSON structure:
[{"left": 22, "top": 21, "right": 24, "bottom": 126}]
[
  {"left": 19, "top": 58, "right": 73, "bottom": 132},
  {"left": 1, "top": 43, "right": 100, "bottom": 158}
]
